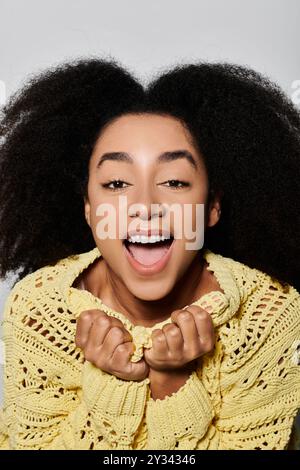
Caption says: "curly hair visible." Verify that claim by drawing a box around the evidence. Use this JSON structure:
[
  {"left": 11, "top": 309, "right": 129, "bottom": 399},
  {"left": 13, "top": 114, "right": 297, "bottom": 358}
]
[{"left": 0, "top": 57, "right": 299, "bottom": 291}]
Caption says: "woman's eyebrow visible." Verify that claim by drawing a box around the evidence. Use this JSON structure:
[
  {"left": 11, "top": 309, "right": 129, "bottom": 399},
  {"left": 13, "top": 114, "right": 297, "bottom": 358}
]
[{"left": 96, "top": 150, "right": 197, "bottom": 170}]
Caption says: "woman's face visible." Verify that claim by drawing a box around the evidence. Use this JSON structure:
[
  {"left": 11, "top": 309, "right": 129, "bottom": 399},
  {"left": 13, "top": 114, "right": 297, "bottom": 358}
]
[{"left": 85, "top": 113, "right": 221, "bottom": 301}]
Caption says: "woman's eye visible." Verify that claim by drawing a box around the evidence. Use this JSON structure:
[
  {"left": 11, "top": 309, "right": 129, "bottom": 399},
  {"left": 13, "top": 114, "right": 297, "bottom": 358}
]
[
  {"left": 102, "top": 180, "right": 130, "bottom": 191},
  {"left": 161, "top": 180, "right": 190, "bottom": 189},
  {"left": 102, "top": 179, "right": 189, "bottom": 191}
]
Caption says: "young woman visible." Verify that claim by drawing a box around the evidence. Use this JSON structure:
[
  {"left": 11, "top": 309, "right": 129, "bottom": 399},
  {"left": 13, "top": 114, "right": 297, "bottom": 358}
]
[{"left": 0, "top": 58, "right": 299, "bottom": 450}]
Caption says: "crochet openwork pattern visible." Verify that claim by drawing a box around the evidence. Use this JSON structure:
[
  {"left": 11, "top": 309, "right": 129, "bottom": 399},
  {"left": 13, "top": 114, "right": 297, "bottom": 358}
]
[{"left": 0, "top": 247, "right": 299, "bottom": 450}]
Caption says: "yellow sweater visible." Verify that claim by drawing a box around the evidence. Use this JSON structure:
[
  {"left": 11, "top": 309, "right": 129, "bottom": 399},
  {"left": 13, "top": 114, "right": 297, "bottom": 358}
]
[{"left": 0, "top": 246, "right": 300, "bottom": 450}]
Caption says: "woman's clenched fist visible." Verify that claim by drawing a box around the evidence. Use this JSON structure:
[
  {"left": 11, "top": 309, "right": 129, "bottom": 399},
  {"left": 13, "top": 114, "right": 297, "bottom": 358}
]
[
  {"left": 75, "top": 309, "right": 149, "bottom": 381},
  {"left": 143, "top": 305, "right": 215, "bottom": 371}
]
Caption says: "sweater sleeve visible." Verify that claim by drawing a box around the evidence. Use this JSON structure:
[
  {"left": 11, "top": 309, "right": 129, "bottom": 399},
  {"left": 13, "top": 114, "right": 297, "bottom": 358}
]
[
  {"left": 145, "top": 369, "right": 214, "bottom": 449},
  {"left": 0, "top": 286, "right": 149, "bottom": 450},
  {"left": 212, "top": 294, "right": 300, "bottom": 450},
  {"left": 145, "top": 294, "right": 300, "bottom": 450}
]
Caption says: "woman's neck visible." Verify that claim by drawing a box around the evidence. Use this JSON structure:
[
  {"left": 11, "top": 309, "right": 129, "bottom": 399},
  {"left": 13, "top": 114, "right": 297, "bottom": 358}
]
[{"left": 74, "top": 251, "right": 223, "bottom": 328}]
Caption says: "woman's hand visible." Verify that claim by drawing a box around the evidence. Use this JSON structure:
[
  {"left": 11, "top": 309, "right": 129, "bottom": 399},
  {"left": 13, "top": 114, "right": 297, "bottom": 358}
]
[
  {"left": 144, "top": 305, "right": 215, "bottom": 371},
  {"left": 75, "top": 309, "right": 149, "bottom": 381}
]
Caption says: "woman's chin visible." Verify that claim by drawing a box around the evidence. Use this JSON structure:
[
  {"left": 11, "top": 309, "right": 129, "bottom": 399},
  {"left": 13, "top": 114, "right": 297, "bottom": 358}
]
[{"left": 124, "top": 281, "right": 175, "bottom": 303}]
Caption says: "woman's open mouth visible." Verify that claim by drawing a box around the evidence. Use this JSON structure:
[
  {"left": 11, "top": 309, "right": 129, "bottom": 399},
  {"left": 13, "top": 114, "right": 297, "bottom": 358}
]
[{"left": 123, "top": 234, "right": 175, "bottom": 275}]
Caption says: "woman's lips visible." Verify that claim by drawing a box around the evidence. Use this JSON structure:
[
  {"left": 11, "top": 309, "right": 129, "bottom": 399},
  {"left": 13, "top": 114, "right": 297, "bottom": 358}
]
[{"left": 123, "top": 239, "right": 175, "bottom": 276}]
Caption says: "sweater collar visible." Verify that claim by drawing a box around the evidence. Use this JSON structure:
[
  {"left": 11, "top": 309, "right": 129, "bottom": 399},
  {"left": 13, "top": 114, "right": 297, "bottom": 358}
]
[{"left": 57, "top": 245, "right": 258, "bottom": 329}]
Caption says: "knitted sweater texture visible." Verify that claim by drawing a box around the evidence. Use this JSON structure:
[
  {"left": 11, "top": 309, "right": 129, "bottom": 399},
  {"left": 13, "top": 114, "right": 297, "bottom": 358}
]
[{"left": 0, "top": 246, "right": 300, "bottom": 450}]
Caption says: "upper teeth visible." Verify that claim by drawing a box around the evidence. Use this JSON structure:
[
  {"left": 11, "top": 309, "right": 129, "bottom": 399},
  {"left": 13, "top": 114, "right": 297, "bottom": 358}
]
[{"left": 127, "top": 235, "right": 171, "bottom": 244}]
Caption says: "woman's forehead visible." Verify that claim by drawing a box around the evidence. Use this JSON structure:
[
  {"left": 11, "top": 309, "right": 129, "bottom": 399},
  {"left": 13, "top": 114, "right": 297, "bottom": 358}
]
[{"left": 90, "top": 114, "right": 200, "bottom": 167}]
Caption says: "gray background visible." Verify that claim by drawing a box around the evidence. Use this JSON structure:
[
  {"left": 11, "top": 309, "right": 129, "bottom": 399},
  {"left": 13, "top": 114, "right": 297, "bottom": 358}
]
[{"left": 0, "top": 0, "right": 300, "bottom": 403}]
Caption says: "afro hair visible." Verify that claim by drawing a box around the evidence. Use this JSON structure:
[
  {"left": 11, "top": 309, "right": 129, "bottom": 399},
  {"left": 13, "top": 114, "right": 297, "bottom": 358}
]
[{"left": 0, "top": 57, "right": 299, "bottom": 291}]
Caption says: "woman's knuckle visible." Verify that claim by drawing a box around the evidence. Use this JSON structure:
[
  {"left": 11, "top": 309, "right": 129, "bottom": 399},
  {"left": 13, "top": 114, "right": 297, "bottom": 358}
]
[
  {"left": 155, "top": 333, "right": 165, "bottom": 343},
  {"left": 171, "top": 309, "right": 181, "bottom": 321},
  {"left": 110, "top": 326, "right": 124, "bottom": 339},
  {"left": 152, "top": 328, "right": 161, "bottom": 334},
  {"left": 164, "top": 325, "right": 179, "bottom": 337},
  {"left": 179, "top": 311, "right": 191, "bottom": 321},
  {"left": 96, "top": 316, "right": 110, "bottom": 328},
  {"left": 162, "top": 324, "right": 171, "bottom": 333},
  {"left": 116, "top": 343, "right": 128, "bottom": 354},
  {"left": 169, "top": 328, "right": 179, "bottom": 337},
  {"left": 197, "top": 309, "right": 209, "bottom": 320},
  {"left": 80, "top": 310, "right": 91, "bottom": 322},
  {"left": 200, "top": 334, "right": 214, "bottom": 350},
  {"left": 152, "top": 329, "right": 162, "bottom": 338}
]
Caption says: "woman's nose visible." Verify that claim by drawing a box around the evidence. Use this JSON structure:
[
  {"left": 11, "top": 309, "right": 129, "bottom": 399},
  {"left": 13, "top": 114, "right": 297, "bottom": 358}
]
[
  {"left": 128, "top": 201, "right": 164, "bottom": 221},
  {"left": 128, "top": 191, "right": 165, "bottom": 221}
]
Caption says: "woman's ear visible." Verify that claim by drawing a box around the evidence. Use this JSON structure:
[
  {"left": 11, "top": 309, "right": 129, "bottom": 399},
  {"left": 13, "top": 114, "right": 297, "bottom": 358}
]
[
  {"left": 207, "top": 189, "right": 222, "bottom": 228},
  {"left": 84, "top": 196, "right": 91, "bottom": 227}
]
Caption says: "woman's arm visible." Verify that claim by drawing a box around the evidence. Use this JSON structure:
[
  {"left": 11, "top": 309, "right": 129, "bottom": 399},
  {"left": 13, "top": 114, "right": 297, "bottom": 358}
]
[
  {"left": 148, "top": 361, "right": 197, "bottom": 400},
  {"left": 0, "top": 285, "right": 149, "bottom": 450},
  {"left": 145, "top": 368, "right": 215, "bottom": 449},
  {"left": 149, "top": 370, "right": 191, "bottom": 400},
  {"left": 144, "top": 294, "right": 300, "bottom": 450},
  {"left": 211, "top": 294, "right": 300, "bottom": 450}
]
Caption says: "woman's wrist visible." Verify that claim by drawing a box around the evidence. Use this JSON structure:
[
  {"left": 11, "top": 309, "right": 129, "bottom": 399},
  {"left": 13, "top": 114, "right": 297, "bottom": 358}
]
[{"left": 148, "top": 360, "right": 196, "bottom": 400}]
